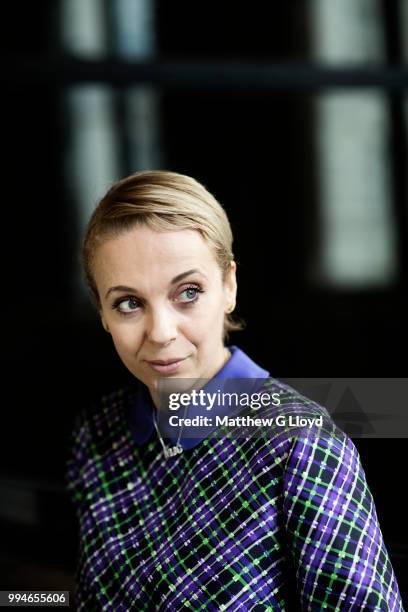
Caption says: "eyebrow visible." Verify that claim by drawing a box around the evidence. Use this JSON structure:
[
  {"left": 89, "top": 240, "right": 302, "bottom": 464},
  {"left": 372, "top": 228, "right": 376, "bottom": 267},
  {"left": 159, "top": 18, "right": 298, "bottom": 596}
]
[{"left": 104, "top": 269, "right": 207, "bottom": 300}]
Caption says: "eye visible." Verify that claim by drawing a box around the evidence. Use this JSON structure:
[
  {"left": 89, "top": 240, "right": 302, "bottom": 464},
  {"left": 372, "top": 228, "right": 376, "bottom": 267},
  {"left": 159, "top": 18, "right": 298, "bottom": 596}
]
[
  {"left": 112, "top": 296, "right": 140, "bottom": 315},
  {"left": 177, "top": 284, "right": 204, "bottom": 304}
]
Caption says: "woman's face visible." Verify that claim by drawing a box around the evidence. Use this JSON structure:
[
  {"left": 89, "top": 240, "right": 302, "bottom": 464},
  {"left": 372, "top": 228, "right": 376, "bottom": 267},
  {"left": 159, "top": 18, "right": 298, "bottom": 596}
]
[{"left": 93, "top": 224, "right": 237, "bottom": 403}]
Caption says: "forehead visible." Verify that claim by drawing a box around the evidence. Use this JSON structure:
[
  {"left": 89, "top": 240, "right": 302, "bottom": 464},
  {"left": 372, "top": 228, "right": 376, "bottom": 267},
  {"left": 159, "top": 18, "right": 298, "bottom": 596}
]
[{"left": 93, "top": 225, "right": 219, "bottom": 287}]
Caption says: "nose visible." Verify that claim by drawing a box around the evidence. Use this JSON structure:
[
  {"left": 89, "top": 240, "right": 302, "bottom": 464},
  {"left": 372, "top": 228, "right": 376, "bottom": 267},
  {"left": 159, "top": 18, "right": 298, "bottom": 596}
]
[{"left": 145, "top": 305, "right": 178, "bottom": 345}]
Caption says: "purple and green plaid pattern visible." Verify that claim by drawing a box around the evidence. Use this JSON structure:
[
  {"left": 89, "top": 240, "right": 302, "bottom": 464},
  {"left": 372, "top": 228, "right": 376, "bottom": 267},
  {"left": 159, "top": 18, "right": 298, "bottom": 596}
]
[{"left": 66, "top": 383, "right": 404, "bottom": 611}]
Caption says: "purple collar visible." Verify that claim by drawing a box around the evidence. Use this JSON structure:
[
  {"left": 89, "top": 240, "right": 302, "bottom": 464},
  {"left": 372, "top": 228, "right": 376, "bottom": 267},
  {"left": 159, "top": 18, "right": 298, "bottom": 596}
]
[{"left": 128, "top": 345, "right": 270, "bottom": 450}]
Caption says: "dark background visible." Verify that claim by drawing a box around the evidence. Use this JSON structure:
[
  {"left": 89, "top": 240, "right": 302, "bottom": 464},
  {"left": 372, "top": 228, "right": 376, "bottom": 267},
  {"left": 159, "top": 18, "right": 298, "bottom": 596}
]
[{"left": 1, "top": 0, "right": 407, "bottom": 605}]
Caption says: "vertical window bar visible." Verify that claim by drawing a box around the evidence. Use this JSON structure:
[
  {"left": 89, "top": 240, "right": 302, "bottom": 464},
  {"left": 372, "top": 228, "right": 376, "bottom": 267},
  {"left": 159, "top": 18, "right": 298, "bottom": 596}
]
[
  {"left": 110, "top": 0, "right": 164, "bottom": 174},
  {"left": 309, "top": 0, "right": 398, "bottom": 288},
  {"left": 60, "top": 0, "right": 121, "bottom": 305},
  {"left": 382, "top": 0, "right": 408, "bottom": 288}
]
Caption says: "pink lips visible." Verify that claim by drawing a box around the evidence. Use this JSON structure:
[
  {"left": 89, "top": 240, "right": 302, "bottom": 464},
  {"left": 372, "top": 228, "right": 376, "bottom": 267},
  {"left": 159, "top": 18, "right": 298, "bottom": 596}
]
[{"left": 146, "top": 357, "right": 186, "bottom": 375}]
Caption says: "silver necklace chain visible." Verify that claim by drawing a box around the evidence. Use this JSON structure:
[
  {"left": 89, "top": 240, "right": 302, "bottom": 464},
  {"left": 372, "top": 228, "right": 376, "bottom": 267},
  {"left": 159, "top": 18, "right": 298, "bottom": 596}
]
[
  {"left": 151, "top": 347, "right": 231, "bottom": 459},
  {"left": 152, "top": 403, "right": 188, "bottom": 459}
]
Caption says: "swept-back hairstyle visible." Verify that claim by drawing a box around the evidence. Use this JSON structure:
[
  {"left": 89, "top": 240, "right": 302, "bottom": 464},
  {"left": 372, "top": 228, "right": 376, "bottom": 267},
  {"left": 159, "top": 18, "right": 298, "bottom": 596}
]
[{"left": 81, "top": 169, "right": 245, "bottom": 341}]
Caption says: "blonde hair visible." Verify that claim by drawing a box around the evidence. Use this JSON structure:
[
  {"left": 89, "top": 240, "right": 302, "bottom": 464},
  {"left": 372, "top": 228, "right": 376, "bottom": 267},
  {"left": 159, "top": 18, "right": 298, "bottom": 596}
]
[{"left": 82, "top": 169, "right": 245, "bottom": 341}]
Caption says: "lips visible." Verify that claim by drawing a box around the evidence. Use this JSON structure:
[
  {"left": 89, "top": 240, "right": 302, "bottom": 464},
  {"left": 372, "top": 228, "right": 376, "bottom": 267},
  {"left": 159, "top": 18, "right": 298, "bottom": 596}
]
[
  {"left": 146, "top": 357, "right": 187, "bottom": 375},
  {"left": 147, "top": 358, "right": 185, "bottom": 365}
]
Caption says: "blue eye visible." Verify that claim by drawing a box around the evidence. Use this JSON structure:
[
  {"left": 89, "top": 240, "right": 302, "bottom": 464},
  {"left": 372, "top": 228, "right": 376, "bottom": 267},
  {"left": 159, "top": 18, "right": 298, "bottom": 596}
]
[
  {"left": 112, "top": 296, "right": 140, "bottom": 314},
  {"left": 180, "top": 286, "right": 199, "bottom": 301},
  {"left": 178, "top": 284, "right": 205, "bottom": 304},
  {"left": 111, "top": 284, "right": 204, "bottom": 317}
]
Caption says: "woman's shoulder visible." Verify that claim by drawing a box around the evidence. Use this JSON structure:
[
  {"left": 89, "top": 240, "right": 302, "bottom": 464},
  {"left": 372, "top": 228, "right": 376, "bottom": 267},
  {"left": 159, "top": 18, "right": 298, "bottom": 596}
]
[
  {"left": 257, "top": 376, "right": 340, "bottom": 437},
  {"left": 256, "top": 376, "right": 357, "bottom": 461},
  {"left": 70, "top": 381, "right": 139, "bottom": 450},
  {"left": 65, "top": 382, "right": 139, "bottom": 513},
  {"left": 262, "top": 376, "right": 332, "bottom": 416}
]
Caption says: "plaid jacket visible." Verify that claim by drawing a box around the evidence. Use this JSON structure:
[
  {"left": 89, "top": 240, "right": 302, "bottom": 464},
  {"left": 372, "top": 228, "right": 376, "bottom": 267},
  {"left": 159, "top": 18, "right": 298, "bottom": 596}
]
[{"left": 66, "top": 377, "right": 404, "bottom": 611}]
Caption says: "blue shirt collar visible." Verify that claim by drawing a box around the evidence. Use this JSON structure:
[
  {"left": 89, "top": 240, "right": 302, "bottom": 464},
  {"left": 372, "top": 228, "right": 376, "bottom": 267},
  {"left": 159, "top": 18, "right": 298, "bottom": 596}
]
[{"left": 128, "top": 345, "right": 270, "bottom": 450}]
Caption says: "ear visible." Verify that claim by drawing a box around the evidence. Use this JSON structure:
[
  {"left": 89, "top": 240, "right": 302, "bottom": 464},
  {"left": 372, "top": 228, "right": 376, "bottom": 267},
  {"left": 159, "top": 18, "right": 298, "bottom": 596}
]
[
  {"left": 224, "top": 261, "right": 237, "bottom": 312},
  {"left": 100, "top": 314, "right": 110, "bottom": 333}
]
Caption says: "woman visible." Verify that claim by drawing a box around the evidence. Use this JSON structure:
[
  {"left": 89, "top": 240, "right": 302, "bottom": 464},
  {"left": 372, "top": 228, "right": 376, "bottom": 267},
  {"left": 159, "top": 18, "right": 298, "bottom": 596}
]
[{"left": 66, "top": 170, "right": 404, "bottom": 610}]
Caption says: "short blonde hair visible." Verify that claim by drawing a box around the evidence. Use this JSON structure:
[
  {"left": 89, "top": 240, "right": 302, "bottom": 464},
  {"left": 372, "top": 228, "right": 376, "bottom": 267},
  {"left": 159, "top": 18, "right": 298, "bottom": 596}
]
[{"left": 82, "top": 169, "right": 245, "bottom": 341}]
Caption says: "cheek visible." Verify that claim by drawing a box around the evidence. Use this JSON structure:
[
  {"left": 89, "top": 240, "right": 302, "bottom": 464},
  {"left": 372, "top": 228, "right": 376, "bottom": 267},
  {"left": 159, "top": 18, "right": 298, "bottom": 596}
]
[
  {"left": 110, "top": 328, "right": 142, "bottom": 355},
  {"left": 207, "top": 294, "right": 226, "bottom": 323},
  {"left": 187, "top": 299, "right": 225, "bottom": 337},
  {"left": 187, "top": 302, "right": 223, "bottom": 331}
]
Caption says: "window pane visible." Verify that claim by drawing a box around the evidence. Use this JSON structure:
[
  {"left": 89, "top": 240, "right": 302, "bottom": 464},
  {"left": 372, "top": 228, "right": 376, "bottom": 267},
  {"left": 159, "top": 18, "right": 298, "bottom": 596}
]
[
  {"left": 309, "top": 0, "right": 385, "bottom": 64},
  {"left": 60, "top": 0, "right": 108, "bottom": 58},
  {"left": 313, "top": 91, "right": 397, "bottom": 287}
]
